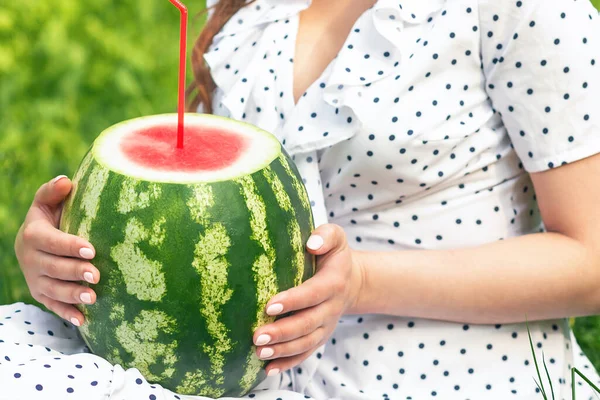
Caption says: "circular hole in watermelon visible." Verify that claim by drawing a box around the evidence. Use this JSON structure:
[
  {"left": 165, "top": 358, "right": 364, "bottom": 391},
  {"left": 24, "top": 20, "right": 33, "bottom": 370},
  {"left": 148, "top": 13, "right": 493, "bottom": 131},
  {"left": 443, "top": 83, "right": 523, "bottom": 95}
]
[
  {"left": 121, "top": 124, "right": 248, "bottom": 172},
  {"left": 94, "top": 114, "right": 282, "bottom": 184}
]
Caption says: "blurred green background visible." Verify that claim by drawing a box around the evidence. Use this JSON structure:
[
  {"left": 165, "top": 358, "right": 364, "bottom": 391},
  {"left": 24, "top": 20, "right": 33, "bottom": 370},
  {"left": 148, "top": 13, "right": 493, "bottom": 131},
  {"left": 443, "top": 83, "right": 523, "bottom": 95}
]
[
  {"left": 0, "top": 0, "right": 206, "bottom": 302},
  {"left": 1, "top": 0, "right": 600, "bottom": 373}
]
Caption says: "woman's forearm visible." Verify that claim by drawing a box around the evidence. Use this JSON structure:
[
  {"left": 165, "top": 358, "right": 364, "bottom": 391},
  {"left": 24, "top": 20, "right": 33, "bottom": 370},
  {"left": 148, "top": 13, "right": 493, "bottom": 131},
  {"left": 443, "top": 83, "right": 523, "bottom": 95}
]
[{"left": 352, "top": 232, "right": 600, "bottom": 324}]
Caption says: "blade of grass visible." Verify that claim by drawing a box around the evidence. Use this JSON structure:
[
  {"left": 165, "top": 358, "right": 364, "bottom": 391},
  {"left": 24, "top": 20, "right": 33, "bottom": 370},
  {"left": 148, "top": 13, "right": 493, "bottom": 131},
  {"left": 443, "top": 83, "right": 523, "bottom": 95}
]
[
  {"left": 541, "top": 351, "right": 555, "bottom": 400},
  {"left": 527, "top": 318, "right": 548, "bottom": 399},
  {"left": 534, "top": 377, "right": 548, "bottom": 400},
  {"left": 572, "top": 367, "right": 576, "bottom": 400},
  {"left": 572, "top": 367, "right": 600, "bottom": 398}
]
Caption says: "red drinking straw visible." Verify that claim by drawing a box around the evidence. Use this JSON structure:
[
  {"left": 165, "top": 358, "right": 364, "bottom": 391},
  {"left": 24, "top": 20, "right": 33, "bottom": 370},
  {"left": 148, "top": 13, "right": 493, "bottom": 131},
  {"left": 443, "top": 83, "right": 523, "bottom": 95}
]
[{"left": 169, "top": 0, "right": 188, "bottom": 149}]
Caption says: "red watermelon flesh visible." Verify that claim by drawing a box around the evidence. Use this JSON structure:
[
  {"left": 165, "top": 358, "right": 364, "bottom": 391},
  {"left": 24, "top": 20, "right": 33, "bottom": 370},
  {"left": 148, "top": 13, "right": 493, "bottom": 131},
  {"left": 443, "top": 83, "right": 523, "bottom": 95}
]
[{"left": 121, "top": 124, "right": 249, "bottom": 172}]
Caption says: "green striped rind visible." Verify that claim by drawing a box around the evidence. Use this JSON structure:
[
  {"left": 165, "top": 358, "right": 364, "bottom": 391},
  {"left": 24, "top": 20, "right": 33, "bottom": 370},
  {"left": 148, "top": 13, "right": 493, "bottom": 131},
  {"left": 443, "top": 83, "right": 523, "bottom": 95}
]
[
  {"left": 274, "top": 152, "right": 316, "bottom": 282},
  {"left": 235, "top": 175, "right": 279, "bottom": 393},
  {"left": 60, "top": 143, "right": 315, "bottom": 397}
]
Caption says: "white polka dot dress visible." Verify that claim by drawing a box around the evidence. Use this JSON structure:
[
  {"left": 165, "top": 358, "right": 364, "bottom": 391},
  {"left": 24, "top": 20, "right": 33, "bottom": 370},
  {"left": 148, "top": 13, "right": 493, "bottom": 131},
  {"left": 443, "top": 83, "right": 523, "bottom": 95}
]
[{"left": 2, "top": 0, "right": 600, "bottom": 399}]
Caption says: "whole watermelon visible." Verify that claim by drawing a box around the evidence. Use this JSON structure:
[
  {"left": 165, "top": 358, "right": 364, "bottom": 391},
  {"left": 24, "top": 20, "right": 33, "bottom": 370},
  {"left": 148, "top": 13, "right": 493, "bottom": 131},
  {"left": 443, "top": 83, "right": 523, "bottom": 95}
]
[{"left": 59, "top": 114, "right": 315, "bottom": 397}]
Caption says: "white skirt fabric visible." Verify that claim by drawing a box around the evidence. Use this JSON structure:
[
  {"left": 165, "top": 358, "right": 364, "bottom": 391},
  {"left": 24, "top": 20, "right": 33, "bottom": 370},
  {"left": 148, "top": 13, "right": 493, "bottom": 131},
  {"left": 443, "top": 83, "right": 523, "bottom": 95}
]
[
  {"left": 0, "top": 303, "right": 295, "bottom": 400},
  {"left": 1, "top": 302, "right": 600, "bottom": 400}
]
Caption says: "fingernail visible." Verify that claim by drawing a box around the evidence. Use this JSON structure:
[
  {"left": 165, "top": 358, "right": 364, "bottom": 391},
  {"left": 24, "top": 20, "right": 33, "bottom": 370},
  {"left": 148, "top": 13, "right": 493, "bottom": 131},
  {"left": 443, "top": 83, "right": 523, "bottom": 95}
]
[
  {"left": 80, "top": 293, "right": 92, "bottom": 304},
  {"left": 70, "top": 317, "right": 81, "bottom": 327},
  {"left": 255, "top": 334, "right": 271, "bottom": 346},
  {"left": 259, "top": 348, "right": 274, "bottom": 359},
  {"left": 51, "top": 175, "right": 68, "bottom": 185},
  {"left": 83, "top": 272, "right": 94, "bottom": 284},
  {"left": 306, "top": 235, "right": 324, "bottom": 251},
  {"left": 266, "top": 303, "right": 283, "bottom": 316},
  {"left": 79, "top": 248, "right": 94, "bottom": 259},
  {"left": 267, "top": 368, "right": 280, "bottom": 377}
]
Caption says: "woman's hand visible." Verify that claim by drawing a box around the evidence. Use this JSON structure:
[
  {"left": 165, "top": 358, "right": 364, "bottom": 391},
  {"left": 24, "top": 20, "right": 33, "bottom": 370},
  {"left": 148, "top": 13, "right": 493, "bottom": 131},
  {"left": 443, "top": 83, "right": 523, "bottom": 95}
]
[
  {"left": 14, "top": 176, "right": 99, "bottom": 326},
  {"left": 252, "top": 224, "right": 364, "bottom": 376}
]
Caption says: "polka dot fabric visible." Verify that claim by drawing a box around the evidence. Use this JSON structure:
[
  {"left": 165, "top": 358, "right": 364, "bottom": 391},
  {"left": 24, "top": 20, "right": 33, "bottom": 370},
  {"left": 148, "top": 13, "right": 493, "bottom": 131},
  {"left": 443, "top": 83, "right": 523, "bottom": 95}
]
[
  {"left": 480, "top": 0, "right": 600, "bottom": 172},
  {"left": 3, "top": 0, "right": 600, "bottom": 399},
  {"left": 0, "top": 304, "right": 299, "bottom": 400}
]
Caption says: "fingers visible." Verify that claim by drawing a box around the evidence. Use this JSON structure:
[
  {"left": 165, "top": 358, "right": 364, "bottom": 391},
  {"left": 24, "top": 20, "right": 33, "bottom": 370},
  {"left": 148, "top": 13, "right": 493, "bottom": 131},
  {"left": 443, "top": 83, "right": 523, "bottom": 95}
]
[
  {"left": 264, "top": 251, "right": 349, "bottom": 316},
  {"left": 19, "top": 175, "right": 97, "bottom": 328},
  {"left": 36, "top": 252, "right": 99, "bottom": 283},
  {"left": 257, "top": 327, "right": 325, "bottom": 360},
  {"left": 38, "top": 294, "right": 85, "bottom": 327},
  {"left": 253, "top": 224, "right": 350, "bottom": 376},
  {"left": 263, "top": 225, "right": 349, "bottom": 316},
  {"left": 23, "top": 220, "right": 95, "bottom": 259},
  {"left": 264, "top": 350, "right": 316, "bottom": 377},
  {"left": 33, "top": 176, "right": 72, "bottom": 208},
  {"left": 36, "top": 275, "right": 96, "bottom": 306},
  {"left": 255, "top": 306, "right": 328, "bottom": 346},
  {"left": 256, "top": 310, "right": 332, "bottom": 375},
  {"left": 264, "top": 273, "right": 335, "bottom": 316},
  {"left": 306, "top": 224, "right": 348, "bottom": 256}
]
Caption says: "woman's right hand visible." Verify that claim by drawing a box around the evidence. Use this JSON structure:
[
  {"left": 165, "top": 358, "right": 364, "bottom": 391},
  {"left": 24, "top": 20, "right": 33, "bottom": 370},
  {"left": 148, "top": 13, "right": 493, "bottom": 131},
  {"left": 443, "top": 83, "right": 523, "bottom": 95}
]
[{"left": 14, "top": 175, "right": 100, "bottom": 326}]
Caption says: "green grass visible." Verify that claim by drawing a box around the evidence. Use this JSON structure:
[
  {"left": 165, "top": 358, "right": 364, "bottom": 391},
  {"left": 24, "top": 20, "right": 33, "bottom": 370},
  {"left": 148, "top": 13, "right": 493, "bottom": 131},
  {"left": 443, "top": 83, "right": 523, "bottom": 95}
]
[
  {"left": 1, "top": 0, "right": 600, "bottom": 382},
  {"left": 574, "top": 316, "right": 600, "bottom": 375},
  {"left": 528, "top": 318, "right": 600, "bottom": 399}
]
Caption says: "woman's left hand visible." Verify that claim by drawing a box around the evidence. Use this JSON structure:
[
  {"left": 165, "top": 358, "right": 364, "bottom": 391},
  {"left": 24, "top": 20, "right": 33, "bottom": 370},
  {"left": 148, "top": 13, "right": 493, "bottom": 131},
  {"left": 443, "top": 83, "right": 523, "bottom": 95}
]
[{"left": 253, "top": 224, "right": 364, "bottom": 376}]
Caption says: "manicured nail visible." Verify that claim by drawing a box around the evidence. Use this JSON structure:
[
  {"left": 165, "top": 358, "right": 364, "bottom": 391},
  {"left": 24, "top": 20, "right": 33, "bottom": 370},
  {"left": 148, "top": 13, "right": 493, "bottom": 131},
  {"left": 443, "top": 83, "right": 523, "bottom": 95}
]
[
  {"left": 79, "top": 248, "right": 94, "bottom": 259},
  {"left": 51, "top": 175, "right": 68, "bottom": 185},
  {"left": 306, "top": 235, "right": 324, "bottom": 251},
  {"left": 266, "top": 303, "right": 283, "bottom": 316},
  {"left": 259, "top": 348, "right": 274, "bottom": 359},
  {"left": 83, "top": 272, "right": 95, "bottom": 284},
  {"left": 255, "top": 334, "right": 271, "bottom": 346},
  {"left": 70, "top": 318, "right": 81, "bottom": 327},
  {"left": 267, "top": 368, "right": 280, "bottom": 377},
  {"left": 80, "top": 293, "right": 92, "bottom": 304}
]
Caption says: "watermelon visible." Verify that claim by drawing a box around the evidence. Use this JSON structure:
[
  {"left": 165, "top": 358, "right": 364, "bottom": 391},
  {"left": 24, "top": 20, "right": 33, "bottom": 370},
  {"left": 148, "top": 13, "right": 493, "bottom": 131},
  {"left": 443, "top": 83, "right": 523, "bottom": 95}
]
[{"left": 59, "top": 113, "right": 316, "bottom": 397}]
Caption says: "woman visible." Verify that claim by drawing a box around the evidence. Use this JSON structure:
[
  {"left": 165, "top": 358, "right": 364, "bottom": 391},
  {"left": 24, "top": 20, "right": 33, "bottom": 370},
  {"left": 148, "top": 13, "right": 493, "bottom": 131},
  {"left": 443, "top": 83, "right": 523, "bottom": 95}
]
[{"left": 3, "top": 0, "right": 600, "bottom": 398}]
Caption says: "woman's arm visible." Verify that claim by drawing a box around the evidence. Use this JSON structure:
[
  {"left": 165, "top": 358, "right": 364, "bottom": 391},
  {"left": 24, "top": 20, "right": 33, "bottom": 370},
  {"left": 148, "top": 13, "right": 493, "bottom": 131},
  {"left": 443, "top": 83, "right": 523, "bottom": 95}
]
[
  {"left": 253, "top": 154, "right": 600, "bottom": 374},
  {"left": 353, "top": 153, "right": 600, "bottom": 324}
]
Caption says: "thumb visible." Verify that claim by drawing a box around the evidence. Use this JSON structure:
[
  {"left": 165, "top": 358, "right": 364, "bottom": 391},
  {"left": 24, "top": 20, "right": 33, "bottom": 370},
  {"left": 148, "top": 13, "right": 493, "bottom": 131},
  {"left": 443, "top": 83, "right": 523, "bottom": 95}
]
[
  {"left": 34, "top": 175, "right": 73, "bottom": 208},
  {"left": 306, "top": 224, "right": 348, "bottom": 256}
]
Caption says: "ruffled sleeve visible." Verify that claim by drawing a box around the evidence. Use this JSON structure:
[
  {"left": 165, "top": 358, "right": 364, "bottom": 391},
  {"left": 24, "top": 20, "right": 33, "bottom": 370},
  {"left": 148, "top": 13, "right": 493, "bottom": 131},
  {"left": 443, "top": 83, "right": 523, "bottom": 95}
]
[{"left": 479, "top": 0, "right": 600, "bottom": 172}]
